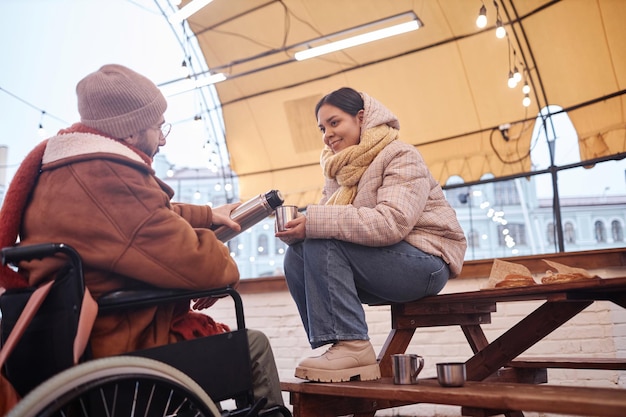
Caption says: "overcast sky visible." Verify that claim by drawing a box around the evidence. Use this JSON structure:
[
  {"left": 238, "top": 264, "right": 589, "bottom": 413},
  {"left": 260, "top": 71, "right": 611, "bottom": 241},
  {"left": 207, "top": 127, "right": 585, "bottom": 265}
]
[{"left": 0, "top": 0, "right": 214, "bottom": 187}]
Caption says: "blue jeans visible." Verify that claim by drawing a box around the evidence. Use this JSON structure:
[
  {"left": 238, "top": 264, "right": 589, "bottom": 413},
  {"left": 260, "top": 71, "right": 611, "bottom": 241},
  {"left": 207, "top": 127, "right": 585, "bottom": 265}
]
[{"left": 283, "top": 239, "right": 450, "bottom": 349}]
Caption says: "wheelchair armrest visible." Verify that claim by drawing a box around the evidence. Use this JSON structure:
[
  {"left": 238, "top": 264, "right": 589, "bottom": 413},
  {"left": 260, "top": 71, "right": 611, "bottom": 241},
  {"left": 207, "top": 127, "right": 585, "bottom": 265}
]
[
  {"left": 1, "top": 243, "right": 86, "bottom": 295},
  {"left": 98, "top": 286, "right": 245, "bottom": 330}
]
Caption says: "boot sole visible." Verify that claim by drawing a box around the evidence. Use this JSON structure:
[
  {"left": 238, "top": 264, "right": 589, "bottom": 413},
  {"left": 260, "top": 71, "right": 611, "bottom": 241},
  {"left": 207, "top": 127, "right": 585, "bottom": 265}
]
[{"left": 294, "top": 363, "right": 381, "bottom": 382}]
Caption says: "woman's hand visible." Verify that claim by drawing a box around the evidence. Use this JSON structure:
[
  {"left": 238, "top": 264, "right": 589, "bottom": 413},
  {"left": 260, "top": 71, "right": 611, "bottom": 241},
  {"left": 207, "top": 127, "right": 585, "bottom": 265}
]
[
  {"left": 211, "top": 202, "right": 242, "bottom": 233},
  {"left": 275, "top": 213, "right": 306, "bottom": 245}
]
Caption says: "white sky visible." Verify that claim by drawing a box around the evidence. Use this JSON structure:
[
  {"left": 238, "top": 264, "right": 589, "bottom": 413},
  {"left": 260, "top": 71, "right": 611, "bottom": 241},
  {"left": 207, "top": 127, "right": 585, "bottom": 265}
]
[{"left": 0, "top": 0, "right": 214, "bottom": 187}]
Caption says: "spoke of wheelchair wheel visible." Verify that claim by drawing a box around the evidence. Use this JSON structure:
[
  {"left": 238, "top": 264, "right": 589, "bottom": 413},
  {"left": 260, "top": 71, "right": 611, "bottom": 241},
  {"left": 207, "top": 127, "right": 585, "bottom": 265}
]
[
  {"left": 80, "top": 396, "right": 89, "bottom": 416},
  {"left": 170, "top": 397, "right": 190, "bottom": 416},
  {"left": 99, "top": 385, "right": 115, "bottom": 417},
  {"left": 164, "top": 389, "right": 174, "bottom": 417},
  {"left": 131, "top": 381, "right": 140, "bottom": 417},
  {"left": 143, "top": 383, "right": 156, "bottom": 417}
]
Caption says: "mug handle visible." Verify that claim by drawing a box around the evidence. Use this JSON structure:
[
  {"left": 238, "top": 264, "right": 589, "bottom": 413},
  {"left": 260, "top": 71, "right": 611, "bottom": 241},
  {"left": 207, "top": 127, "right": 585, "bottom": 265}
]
[{"left": 412, "top": 356, "right": 425, "bottom": 380}]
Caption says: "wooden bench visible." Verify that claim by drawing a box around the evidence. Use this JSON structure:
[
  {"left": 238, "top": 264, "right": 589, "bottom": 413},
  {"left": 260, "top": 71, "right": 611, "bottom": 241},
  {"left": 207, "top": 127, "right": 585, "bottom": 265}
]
[{"left": 281, "top": 377, "right": 626, "bottom": 417}]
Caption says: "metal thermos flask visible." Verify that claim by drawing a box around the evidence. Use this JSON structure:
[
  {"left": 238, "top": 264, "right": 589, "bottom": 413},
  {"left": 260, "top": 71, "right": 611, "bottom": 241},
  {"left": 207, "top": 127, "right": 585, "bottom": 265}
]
[{"left": 213, "top": 189, "right": 284, "bottom": 242}]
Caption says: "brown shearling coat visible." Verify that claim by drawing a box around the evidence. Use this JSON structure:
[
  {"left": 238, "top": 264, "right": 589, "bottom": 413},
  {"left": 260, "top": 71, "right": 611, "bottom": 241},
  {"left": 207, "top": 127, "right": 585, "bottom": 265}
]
[{"left": 18, "top": 131, "right": 239, "bottom": 358}]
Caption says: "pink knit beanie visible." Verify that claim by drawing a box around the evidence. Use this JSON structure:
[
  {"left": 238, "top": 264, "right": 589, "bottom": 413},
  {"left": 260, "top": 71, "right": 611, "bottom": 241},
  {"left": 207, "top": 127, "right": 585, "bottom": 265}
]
[{"left": 76, "top": 64, "right": 167, "bottom": 139}]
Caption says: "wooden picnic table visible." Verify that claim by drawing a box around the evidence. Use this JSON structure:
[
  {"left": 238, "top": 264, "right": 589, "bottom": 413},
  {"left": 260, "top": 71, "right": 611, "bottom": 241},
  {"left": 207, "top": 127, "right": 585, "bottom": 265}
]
[
  {"left": 378, "top": 275, "right": 626, "bottom": 381},
  {"left": 283, "top": 275, "right": 626, "bottom": 417}
]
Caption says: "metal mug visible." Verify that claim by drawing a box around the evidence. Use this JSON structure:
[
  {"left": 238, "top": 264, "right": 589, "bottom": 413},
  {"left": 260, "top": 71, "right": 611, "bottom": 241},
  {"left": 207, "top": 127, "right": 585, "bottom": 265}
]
[
  {"left": 392, "top": 354, "right": 424, "bottom": 384},
  {"left": 436, "top": 362, "right": 466, "bottom": 387},
  {"left": 275, "top": 205, "right": 298, "bottom": 232}
]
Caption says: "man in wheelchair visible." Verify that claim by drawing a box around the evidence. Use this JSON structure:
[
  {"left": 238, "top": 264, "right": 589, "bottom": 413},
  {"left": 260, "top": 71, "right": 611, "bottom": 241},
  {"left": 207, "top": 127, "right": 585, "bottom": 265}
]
[{"left": 0, "top": 64, "right": 285, "bottom": 416}]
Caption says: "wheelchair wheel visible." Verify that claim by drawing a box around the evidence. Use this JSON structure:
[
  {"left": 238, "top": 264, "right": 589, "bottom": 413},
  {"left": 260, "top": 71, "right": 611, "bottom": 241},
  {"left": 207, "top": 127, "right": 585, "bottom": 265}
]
[{"left": 7, "top": 355, "right": 222, "bottom": 417}]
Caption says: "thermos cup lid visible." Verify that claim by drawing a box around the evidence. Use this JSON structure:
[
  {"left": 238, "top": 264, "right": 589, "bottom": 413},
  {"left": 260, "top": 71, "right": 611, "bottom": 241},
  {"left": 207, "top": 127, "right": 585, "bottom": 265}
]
[{"left": 265, "top": 190, "right": 284, "bottom": 209}]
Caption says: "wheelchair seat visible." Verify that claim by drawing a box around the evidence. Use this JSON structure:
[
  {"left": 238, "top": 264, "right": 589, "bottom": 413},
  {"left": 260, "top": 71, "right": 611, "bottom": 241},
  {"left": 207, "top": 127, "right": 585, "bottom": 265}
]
[{"left": 0, "top": 243, "right": 291, "bottom": 417}]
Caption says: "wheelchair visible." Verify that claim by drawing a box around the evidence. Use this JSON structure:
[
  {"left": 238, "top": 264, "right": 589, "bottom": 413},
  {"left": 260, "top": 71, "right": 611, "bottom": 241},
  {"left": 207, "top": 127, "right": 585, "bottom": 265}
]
[{"left": 0, "top": 243, "right": 291, "bottom": 417}]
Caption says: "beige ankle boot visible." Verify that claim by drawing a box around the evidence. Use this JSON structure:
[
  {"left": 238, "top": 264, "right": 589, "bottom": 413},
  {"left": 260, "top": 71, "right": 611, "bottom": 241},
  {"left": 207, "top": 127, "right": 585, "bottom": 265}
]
[{"left": 295, "top": 340, "right": 381, "bottom": 382}]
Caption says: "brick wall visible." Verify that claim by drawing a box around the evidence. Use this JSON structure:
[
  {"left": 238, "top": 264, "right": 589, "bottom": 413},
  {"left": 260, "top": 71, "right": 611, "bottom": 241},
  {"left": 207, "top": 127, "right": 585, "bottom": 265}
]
[{"left": 207, "top": 267, "right": 626, "bottom": 416}]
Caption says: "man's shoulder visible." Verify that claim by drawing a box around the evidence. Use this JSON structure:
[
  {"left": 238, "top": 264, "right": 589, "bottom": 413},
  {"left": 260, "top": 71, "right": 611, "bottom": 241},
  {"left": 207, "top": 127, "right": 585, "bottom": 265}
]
[{"left": 43, "top": 133, "right": 146, "bottom": 166}]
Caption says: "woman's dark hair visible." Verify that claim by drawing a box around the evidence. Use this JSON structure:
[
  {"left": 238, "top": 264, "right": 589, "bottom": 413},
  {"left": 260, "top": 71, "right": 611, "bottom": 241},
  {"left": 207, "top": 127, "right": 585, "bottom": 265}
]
[{"left": 315, "top": 87, "right": 364, "bottom": 118}]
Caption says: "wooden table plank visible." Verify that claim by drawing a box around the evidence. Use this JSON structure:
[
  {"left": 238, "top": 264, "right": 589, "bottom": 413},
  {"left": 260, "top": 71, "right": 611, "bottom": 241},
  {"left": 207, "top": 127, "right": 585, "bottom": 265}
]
[{"left": 508, "top": 357, "right": 626, "bottom": 370}]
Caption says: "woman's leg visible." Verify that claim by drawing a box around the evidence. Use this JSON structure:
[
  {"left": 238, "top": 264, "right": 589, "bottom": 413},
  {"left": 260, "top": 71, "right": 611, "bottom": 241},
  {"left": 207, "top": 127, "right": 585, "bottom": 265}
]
[
  {"left": 284, "top": 239, "right": 449, "bottom": 344},
  {"left": 284, "top": 239, "right": 368, "bottom": 349},
  {"left": 283, "top": 239, "right": 378, "bottom": 382},
  {"left": 344, "top": 240, "right": 450, "bottom": 305},
  {"left": 282, "top": 242, "right": 311, "bottom": 337},
  {"left": 283, "top": 238, "right": 449, "bottom": 382}
]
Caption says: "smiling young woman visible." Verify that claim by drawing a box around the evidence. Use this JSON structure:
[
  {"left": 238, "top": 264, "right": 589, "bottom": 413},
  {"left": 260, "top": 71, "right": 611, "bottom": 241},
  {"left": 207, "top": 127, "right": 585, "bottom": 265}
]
[{"left": 275, "top": 87, "right": 467, "bottom": 383}]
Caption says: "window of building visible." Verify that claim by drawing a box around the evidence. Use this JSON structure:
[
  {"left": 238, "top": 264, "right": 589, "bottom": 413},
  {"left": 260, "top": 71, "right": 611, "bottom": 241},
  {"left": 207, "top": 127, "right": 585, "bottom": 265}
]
[
  {"left": 493, "top": 181, "right": 520, "bottom": 206},
  {"left": 564, "top": 222, "right": 576, "bottom": 244},
  {"left": 611, "top": 220, "right": 624, "bottom": 242},
  {"left": 498, "top": 223, "right": 526, "bottom": 247},
  {"left": 547, "top": 222, "right": 555, "bottom": 245},
  {"left": 594, "top": 220, "right": 607, "bottom": 243},
  {"left": 468, "top": 229, "right": 480, "bottom": 248}
]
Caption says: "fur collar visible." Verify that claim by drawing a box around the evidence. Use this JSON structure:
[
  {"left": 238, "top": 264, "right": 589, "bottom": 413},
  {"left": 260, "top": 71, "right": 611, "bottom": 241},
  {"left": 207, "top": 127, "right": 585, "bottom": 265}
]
[{"left": 44, "top": 132, "right": 146, "bottom": 166}]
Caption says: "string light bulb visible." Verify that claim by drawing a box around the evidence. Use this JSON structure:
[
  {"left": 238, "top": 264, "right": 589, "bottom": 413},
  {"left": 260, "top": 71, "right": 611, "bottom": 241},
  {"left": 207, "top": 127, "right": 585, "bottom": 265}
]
[
  {"left": 476, "top": 4, "right": 487, "bottom": 28},
  {"left": 507, "top": 71, "right": 517, "bottom": 88},
  {"left": 513, "top": 66, "right": 522, "bottom": 83},
  {"left": 522, "top": 94, "right": 531, "bottom": 107},
  {"left": 495, "top": 18, "right": 506, "bottom": 38},
  {"left": 522, "top": 81, "right": 531, "bottom": 94}
]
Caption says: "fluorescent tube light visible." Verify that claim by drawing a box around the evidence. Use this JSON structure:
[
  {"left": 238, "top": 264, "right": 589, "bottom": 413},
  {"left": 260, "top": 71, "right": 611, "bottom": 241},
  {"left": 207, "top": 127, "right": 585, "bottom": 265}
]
[
  {"left": 169, "top": 0, "right": 214, "bottom": 24},
  {"left": 195, "top": 72, "right": 227, "bottom": 87},
  {"left": 294, "top": 19, "right": 420, "bottom": 61}
]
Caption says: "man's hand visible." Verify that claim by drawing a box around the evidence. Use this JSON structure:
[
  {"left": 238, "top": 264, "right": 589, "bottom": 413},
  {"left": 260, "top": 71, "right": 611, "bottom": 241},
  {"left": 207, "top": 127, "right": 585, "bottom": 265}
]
[
  {"left": 192, "top": 296, "right": 219, "bottom": 310},
  {"left": 211, "top": 202, "right": 242, "bottom": 233}
]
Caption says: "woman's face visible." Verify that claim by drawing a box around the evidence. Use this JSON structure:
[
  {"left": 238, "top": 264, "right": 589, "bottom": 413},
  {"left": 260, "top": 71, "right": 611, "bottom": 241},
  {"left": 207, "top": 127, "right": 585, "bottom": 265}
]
[{"left": 317, "top": 103, "right": 363, "bottom": 153}]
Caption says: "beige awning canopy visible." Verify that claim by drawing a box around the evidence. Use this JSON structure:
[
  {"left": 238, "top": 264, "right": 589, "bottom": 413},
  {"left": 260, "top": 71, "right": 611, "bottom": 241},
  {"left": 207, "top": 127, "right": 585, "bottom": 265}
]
[{"left": 180, "top": 0, "right": 626, "bottom": 206}]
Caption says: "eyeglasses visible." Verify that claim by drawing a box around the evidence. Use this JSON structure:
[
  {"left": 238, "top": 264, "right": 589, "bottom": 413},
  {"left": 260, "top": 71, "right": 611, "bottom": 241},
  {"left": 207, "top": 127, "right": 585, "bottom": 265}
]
[{"left": 159, "top": 123, "right": 172, "bottom": 138}]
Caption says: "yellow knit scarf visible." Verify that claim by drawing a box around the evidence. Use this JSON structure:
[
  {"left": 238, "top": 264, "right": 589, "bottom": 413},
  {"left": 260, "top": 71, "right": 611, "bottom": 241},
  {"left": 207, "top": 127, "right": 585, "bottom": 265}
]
[{"left": 321, "top": 124, "right": 398, "bottom": 205}]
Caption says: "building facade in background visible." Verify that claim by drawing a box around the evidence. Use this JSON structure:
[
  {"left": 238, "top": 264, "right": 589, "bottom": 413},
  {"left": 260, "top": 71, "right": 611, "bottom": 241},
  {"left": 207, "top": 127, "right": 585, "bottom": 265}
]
[{"left": 156, "top": 152, "right": 626, "bottom": 279}]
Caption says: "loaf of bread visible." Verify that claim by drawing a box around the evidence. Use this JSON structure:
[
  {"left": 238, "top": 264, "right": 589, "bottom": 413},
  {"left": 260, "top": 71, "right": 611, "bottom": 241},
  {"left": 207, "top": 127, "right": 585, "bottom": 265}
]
[
  {"left": 540, "top": 270, "right": 590, "bottom": 284},
  {"left": 494, "top": 273, "right": 537, "bottom": 288}
]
